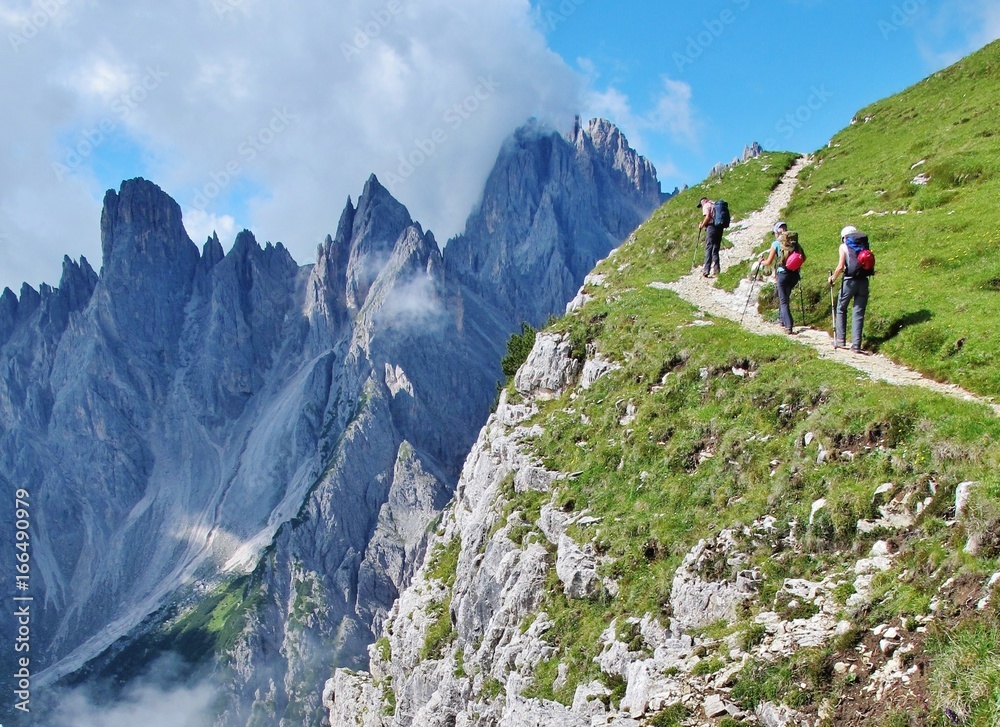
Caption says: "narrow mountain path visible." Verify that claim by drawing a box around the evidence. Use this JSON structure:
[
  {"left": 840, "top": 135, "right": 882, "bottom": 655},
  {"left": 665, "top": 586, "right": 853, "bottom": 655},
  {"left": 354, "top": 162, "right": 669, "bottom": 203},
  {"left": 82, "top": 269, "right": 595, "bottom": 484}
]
[{"left": 657, "top": 156, "right": 1000, "bottom": 416}]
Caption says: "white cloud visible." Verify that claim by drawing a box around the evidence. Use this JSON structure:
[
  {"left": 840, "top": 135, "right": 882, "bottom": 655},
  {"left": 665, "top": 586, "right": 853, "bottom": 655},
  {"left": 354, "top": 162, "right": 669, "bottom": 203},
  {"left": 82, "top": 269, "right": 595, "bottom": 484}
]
[
  {"left": 914, "top": 0, "right": 1000, "bottom": 68},
  {"left": 0, "top": 0, "right": 582, "bottom": 292},
  {"left": 968, "top": 0, "right": 1000, "bottom": 48},
  {"left": 582, "top": 72, "right": 696, "bottom": 177},
  {"left": 647, "top": 77, "right": 697, "bottom": 144},
  {"left": 50, "top": 657, "right": 218, "bottom": 727},
  {"left": 183, "top": 209, "right": 237, "bottom": 247}
]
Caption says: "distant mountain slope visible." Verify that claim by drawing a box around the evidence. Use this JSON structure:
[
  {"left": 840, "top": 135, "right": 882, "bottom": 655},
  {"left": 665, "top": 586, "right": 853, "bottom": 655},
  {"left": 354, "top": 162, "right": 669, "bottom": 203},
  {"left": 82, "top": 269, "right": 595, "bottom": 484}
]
[{"left": 0, "top": 119, "right": 661, "bottom": 725}]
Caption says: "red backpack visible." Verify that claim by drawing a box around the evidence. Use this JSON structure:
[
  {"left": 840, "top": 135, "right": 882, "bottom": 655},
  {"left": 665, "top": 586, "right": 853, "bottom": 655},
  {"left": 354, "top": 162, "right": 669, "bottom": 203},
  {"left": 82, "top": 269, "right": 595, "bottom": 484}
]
[{"left": 845, "top": 233, "right": 875, "bottom": 277}]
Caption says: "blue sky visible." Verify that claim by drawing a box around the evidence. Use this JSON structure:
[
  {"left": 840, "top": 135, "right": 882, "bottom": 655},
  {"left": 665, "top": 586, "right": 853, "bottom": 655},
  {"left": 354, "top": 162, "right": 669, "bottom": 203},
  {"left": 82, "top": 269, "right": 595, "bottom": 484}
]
[
  {"left": 545, "top": 0, "right": 999, "bottom": 188},
  {"left": 0, "top": 0, "right": 997, "bottom": 294}
]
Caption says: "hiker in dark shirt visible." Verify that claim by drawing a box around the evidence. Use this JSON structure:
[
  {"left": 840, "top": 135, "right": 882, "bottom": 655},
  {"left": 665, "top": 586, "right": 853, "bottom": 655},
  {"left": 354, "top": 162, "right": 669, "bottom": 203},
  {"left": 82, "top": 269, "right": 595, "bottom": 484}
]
[
  {"left": 698, "top": 197, "right": 722, "bottom": 278},
  {"left": 758, "top": 223, "right": 805, "bottom": 334},
  {"left": 828, "top": 225, "right": 870, "bottom": 353}
]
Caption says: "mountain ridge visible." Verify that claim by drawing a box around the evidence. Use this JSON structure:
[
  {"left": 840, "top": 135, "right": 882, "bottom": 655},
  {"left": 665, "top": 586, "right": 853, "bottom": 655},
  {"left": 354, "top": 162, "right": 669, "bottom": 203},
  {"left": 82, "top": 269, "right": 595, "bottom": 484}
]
[{"left": 0, "top": 117, "right": 662, "bottom": 725}]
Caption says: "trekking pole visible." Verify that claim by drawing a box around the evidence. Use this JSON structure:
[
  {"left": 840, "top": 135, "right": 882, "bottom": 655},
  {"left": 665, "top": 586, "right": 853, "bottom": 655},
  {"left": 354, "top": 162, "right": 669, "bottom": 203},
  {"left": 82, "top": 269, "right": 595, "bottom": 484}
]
[
  {"left": 798, "top": 279, "right": 807, "bottom": 333},
  {"left": 829, "top": 270, "right": 837, "bottom": 349},
  {"left": 692, "top": 227, "right": 703, "bottom": 269},
  {"left": 740, "top": 264, "right": 761, "bottom": 325}
]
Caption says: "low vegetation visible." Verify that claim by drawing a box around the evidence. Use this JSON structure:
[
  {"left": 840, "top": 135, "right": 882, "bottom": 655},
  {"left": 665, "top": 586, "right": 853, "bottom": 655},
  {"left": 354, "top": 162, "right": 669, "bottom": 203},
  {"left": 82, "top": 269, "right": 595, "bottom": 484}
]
[{"left": 498, "top": 67, "right": 1000, "bottom": 724}]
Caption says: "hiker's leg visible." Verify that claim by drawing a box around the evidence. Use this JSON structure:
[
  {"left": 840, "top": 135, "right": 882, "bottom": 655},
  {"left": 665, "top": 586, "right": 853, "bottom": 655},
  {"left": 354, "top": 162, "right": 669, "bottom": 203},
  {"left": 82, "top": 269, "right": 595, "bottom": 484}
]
[
  {"left": 776, "top": 271, "right": 793, "bottom": 330},
  {"left": 702, "top": 228, "right": 714, "bottom": 275},
  {"left": 835, "top": 282, "right": 851, "bottom": 347},
  {"left": 852, "top": 278, "right": 870, "bottom": 349},
  {"left": 711, "top": 233, "right": 722, "bottom": 275}
]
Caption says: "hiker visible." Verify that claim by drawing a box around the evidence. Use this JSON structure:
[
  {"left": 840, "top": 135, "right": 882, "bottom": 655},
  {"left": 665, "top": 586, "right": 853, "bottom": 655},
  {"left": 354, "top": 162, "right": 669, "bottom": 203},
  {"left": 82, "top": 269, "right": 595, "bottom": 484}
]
[
  {"left": 758, "top": 225, "right": 805, "bottom": 334},
  {"left": 698, "top": 197, "right": 722, "bottom": 278},
  {"left": 828, "top": 225, "right": 870, "bottom": 353}
]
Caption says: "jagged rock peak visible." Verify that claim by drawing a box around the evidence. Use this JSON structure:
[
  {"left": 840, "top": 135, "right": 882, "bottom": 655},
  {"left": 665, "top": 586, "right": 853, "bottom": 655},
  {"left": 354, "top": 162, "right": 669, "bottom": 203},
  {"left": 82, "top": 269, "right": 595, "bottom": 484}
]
[
  {"left": 743, "top": 141, "right": 764, "bottom": 161},
  {"left": 334, "top": 196, "right": 356, "bottom": 248},
  {"left": 100, "top": 178, "right": 195, "bottom": 274},
  {"left": 0, "top": 286, "right": 18, "bottom": 344},
  {"left": 16, "top": 282, "right": 40, "bottom": 318},
  {"left": 201, "top": 232, "right": 225, "bottom": 270},
  {"left": 58, "top": 255, "right": 99, "bottom": 312},
  {"left": 346, "top": 175, "right": 415, "bottom": 311},
  {"left": 582, "top": 117, "right": 662, "bottom": 206},
  {"left": 353, "top": 175, "right": 413, "bottom": 242},
  {"left": 711, "top": 142, "right": 764, "bottom": 178}
]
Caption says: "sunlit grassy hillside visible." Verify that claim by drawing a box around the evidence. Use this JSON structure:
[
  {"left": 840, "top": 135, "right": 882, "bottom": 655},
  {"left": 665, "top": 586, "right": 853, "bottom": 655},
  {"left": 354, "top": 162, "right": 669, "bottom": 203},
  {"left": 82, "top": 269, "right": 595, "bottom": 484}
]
[
  {"left": 781, "top": 38, "right": 1000, "bottom": 397},
  {"left": 498, "top": 80, "right": 1000, "bottom": 718}
]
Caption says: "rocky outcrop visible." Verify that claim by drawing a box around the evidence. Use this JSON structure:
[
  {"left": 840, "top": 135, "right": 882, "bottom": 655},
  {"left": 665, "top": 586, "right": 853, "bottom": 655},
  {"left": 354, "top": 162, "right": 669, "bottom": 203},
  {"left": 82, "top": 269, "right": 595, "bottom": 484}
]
[
  {"left": 327, "top": 321, "right": 977, "bottom": 727},
  {"left": 710, "top": 141, "right": 765, "bottom": 178},
  {"left": 445, "top": 118, "right": 662, "bottom": 328}
]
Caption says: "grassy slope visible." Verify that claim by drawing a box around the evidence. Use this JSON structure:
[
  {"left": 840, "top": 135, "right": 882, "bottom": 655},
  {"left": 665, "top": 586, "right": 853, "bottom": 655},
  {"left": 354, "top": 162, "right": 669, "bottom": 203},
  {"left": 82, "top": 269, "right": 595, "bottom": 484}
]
[
  {"left": 782, "top": 39, "right": 1000, "bottom": 397},
  {"left": 500, "top": 97, "right": 1000, "bottom": 720}
]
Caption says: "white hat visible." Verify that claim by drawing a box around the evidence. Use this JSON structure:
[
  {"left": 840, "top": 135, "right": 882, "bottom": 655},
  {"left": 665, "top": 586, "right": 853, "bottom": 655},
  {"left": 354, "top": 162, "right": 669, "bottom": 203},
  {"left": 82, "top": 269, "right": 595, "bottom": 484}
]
[
  {"left": 840, "top": 225, "right": 858, "bottom": 238},
  {"left": 773, "top": 221, "right": 787, "bottom": 236}
]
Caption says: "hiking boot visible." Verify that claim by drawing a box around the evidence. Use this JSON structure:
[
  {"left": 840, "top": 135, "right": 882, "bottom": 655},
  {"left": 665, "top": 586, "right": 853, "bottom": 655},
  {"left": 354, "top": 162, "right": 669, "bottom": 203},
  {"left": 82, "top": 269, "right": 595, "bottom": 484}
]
[
  {"left": 787, "top": 327, "right": 796, "bottom": 335},
  {"left": 702, "top": 272, "right": 711, "bottom": 278},
  {"left": 712, "top": 267, "right": 721, "bottom": 276},
  {"left": 851, "top": 346, "right": 869, "bottom": 355}
]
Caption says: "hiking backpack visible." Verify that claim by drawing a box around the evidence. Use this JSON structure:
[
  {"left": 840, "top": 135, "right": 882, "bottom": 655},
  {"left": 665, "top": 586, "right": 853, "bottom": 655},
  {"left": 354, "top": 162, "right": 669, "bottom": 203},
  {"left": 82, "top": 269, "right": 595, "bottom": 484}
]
[
  {"left": 713, "top": 200, "right": 731, "bottom": 228},
  {"left": 845, "top": 232, "right": 875, "bottom": 277},
  {"left": 779, "top": 231, "right": 804, "bottom": 272}
]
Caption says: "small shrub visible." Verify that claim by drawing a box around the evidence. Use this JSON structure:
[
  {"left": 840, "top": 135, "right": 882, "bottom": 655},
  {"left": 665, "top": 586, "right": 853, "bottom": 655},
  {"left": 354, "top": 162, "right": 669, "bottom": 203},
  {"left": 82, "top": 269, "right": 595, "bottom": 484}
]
[
  {"left": 692, "top": 655, "right": 725, "bottom": 676},
  {"left": 741, "top": 621, "right": 767, "bottom": 650},
  {"left": 501, "top": 323, "right": 537, "bottom": 378},
  {"left": 648, "top": 703, "right": 690, "bottom": 727}
]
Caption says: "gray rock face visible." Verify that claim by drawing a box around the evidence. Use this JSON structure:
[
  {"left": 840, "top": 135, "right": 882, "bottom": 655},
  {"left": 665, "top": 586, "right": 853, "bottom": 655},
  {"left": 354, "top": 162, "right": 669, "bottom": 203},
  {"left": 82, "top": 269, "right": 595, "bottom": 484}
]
[
  {"left": 446, "top": 118, "right": 661, "bottom": 328},
  {"left": 0, "top": 118, "right": 660, "bottom": 726}
]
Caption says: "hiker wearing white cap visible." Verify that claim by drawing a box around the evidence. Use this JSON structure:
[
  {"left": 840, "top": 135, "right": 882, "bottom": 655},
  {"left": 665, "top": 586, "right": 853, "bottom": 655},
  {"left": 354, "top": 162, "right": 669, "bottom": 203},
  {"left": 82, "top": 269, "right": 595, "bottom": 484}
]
[{"left": 828, "top": 225, "right": 870, "bottom": 353}]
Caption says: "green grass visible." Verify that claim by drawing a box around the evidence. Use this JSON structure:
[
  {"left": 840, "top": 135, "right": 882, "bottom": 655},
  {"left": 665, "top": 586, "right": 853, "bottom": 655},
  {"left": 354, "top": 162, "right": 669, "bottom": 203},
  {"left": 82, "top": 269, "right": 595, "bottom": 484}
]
[
  {"left": 67, "top": 574, "right": 265, "bottom": 690},
  {"left": 928, "top": 617, "right": 1000, "bottom": 725},
  {"left": 420, "top": 538, "right": 462, "bottom": 660},
  {"left": 512, "top": 217, "right": 1000, "bottom": 704},
  {"left": 487, "top": 121, "right": 1000, "bottom": 715},
  {"left": 779, "top": 38, "right": 1000, "bottom": 397},
  {"left": 473, "top": 43, "right": 1000, "bottom": 719},
  {"left": 624, "top": 152, "right": 799, "bottom": 287}
]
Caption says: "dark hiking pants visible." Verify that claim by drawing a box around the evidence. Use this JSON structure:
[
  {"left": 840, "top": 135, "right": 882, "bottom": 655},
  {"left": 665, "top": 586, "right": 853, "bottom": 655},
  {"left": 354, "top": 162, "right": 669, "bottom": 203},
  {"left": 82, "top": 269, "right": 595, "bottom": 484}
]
[
  {"left": 703, "top": 224, "right": 722, "bottom": 275},
  {"left": 776, "top": 268, "right": 800, "bottom": 331}
]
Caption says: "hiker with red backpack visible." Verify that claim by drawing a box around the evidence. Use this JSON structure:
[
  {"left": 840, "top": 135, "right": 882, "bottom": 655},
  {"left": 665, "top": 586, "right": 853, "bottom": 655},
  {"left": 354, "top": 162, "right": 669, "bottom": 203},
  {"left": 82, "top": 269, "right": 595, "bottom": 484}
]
[
  {"left": 828, "top": 225, "right": 875, "bottom": 353},
  {"left": 758, "top": 221, "right": 806, "bottom": 334}
]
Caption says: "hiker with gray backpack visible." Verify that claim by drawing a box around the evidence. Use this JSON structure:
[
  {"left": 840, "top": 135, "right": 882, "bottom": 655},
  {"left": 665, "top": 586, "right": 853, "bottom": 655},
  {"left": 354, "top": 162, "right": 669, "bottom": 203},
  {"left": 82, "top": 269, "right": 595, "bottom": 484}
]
[
  {"left": 757, "top": 221, "right": 806, "bottom": 334},
  {"left": 828, "top": 225, "right": 875, "bottom": 353}
]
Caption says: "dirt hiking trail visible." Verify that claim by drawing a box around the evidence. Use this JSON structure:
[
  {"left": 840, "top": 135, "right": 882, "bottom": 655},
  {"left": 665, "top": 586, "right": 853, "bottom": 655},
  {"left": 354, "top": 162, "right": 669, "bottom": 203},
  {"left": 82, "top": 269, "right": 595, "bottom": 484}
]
[{"left": 655, "top": 156, "right": 1000, "bottom": 417}]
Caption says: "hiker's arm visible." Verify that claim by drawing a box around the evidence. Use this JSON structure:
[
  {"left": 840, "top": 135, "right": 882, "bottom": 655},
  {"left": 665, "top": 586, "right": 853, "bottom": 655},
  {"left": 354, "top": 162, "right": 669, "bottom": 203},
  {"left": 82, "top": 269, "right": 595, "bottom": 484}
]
[
  {"left": 760, "top": 246, "right": 776, "bottom": 266},
  {"left": 699, "top": 210, "right": 711, "bottom": 229},
  {"left": 828, "top": 247, "right": 847, "bottom": 284}
]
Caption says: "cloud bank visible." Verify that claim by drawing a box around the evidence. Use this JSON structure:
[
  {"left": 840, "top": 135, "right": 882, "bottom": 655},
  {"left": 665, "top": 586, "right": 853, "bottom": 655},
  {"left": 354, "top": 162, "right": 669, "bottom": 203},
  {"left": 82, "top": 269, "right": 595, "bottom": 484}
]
[{"left": 0, "top": 0, "right": 582, "bottom": 292}]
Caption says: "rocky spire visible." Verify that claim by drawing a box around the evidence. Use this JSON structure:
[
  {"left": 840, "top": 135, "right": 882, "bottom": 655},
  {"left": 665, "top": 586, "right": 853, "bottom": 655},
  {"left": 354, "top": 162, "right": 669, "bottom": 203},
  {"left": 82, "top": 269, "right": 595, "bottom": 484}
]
[
  {"left": 98, "top": 179, "right": 200, "bottom": 353},
  {"left": 346, "top": 175, "right": 414, "bottom": 312},
  {"left": 58, "top": 255, "right": 99, "bottom": 313}
]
